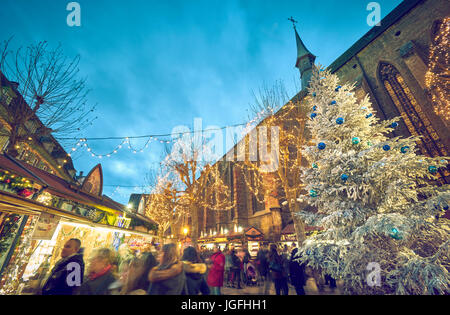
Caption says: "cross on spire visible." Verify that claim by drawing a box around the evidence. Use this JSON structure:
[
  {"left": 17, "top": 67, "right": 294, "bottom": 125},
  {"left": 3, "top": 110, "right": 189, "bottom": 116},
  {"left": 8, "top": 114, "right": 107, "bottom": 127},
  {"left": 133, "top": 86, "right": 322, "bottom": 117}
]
[{"left": 288, "top": 16, "right": 298, "bottom": 29}]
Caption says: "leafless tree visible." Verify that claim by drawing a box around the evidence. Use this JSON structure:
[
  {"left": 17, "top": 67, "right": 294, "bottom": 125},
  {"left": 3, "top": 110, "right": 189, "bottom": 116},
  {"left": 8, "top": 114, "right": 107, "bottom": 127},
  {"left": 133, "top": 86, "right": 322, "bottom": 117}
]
[{"left": 0, "top": 38, "right": 97, "bottom": 156}]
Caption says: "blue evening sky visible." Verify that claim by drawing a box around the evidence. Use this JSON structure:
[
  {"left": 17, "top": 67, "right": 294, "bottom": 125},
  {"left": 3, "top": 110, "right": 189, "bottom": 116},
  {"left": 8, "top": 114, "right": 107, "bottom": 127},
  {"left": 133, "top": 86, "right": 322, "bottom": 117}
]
[{"left": 0, "top": 0, "right": 401, "bottom": 204}]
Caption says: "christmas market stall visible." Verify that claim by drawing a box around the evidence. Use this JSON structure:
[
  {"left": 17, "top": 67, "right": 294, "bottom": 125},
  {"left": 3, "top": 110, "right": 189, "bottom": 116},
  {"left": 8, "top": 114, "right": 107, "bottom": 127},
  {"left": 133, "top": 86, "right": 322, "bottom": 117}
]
[
  {"left": 279, "top": 223, "right": 324, "bottom": 249},
  {"left": 244, "top": 227, "right": 264, "bottom": 258},
  {"left": 0, "top": 155, "right": 157, "bottom": 295}
]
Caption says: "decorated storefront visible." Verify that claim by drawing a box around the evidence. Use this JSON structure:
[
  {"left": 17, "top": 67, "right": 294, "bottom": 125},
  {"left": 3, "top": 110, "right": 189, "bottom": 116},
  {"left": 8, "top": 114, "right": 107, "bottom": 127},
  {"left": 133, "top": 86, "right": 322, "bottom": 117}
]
[{"left": 0, "top": 155, "right": 157, "bottom": 295}]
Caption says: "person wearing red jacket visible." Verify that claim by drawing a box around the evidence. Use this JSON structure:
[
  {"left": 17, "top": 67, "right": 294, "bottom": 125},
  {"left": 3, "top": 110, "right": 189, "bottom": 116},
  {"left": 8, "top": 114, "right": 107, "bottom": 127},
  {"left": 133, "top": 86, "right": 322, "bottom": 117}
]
[{"left": 206, "top": 244, "right": 225, "bottom": 295}]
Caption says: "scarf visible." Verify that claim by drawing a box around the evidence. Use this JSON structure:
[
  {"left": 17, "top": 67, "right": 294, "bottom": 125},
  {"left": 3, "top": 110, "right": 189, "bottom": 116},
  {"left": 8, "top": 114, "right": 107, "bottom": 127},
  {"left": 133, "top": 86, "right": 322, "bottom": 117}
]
[{"left": 88, "top": 264, "right": 112, "bottom": 281}]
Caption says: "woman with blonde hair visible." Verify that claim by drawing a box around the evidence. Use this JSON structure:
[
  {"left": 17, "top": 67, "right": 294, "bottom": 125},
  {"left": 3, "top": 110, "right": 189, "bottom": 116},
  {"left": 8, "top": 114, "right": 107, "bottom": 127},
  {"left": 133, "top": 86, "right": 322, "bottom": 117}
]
[
  {"left": 147, "top": 243, "right": 186, "bottom": 295},
  {"left": 78, "top": 248, "right": 117, "bottom": 295}
]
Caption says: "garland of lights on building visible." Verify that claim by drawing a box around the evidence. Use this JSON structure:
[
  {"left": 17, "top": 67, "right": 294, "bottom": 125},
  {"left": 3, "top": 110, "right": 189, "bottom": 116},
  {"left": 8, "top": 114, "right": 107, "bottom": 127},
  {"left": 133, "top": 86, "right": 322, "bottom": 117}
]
[{"left": 426, "top": 17, "right": 449, "bottom": 123}]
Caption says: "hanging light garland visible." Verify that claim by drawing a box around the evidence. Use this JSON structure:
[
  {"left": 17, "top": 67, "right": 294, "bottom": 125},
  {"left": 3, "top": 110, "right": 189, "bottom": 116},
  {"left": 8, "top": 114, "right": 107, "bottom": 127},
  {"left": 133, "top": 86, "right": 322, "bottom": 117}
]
[
  {"left": 425, "top": 17, "right": 449, "bottom": 122},
  {"left": 64, "top": 108, "right": 271, "bottom": 161}
]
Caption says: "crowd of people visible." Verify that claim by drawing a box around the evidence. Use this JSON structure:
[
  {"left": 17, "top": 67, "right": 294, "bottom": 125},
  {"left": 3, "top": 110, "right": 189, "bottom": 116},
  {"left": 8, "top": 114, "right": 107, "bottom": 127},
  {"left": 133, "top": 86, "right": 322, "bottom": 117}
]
[{"left": 39, "top": 238, "right": 336, "bottom": 295}]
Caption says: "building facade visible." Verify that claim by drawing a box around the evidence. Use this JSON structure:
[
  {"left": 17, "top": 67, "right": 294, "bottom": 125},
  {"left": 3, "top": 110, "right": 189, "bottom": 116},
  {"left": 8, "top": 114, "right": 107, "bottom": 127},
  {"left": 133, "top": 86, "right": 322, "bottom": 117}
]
[{"left": 198, "top": 0, "right": 450, "bottom": 244}]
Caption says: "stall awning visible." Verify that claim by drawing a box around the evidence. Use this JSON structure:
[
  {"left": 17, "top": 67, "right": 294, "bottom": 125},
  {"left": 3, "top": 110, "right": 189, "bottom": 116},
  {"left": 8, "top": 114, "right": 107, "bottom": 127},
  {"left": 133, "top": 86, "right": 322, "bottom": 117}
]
[{"left": 0, "top": 154, "right": 157, "bottom": 233}]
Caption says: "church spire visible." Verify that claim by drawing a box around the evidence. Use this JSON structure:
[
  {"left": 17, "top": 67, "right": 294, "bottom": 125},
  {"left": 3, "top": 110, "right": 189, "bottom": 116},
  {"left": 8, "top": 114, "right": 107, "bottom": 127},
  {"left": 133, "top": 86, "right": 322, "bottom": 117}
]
[{"left": 289, "top": 17, "right": 316, "bottom": 91}]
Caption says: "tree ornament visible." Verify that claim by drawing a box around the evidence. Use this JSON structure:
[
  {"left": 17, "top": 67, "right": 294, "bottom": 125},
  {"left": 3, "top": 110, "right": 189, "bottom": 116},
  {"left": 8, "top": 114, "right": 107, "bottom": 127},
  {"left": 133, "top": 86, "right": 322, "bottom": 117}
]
[
  {"left": 366, "top": 113, "right": 373, "bottom": 118},
  {"left": 352, "top": 137, "right": 360, "bottom": 145},
  {"left": 428, "top": 165, "right": 438, "bottom": 174},
  {"left": 312, "top": 105, "right": 317, "bottom": 111},
  {"left": 312, "top": 92, "right": 316, "bottom": 97},
  {"left": 312, "top": 163, "right": 318, "bottom": 169},
  {"left": 391, "top": 122, "right": 398, "bottom": 128},
  {"left": 310, "top": 113, "right": 317, "bottom": 119},
  {"left": 336, "top": 117, "right": 344, "bottom": 125},
  {"left": 383, "top": 145, "right": 391, "bottom": 151},
  {"left": 330, "top": 100, "right": 337, "bottom": 105},
  {"left": 318, "top": 142, "right": 326, "bottom": 150},
  {"left": 309, "top": 189, "right": 318, "bottom": 197},
  {"left": 335, "top": 86, "right": 342, "bottom": 92},
  {"left": 361, "top": 106, "right": 367, "bottom": 110},
  {"left": 389, "top": 228, "right": 402, "bottom": 240},
  {"left": 341, "top": 174, "right": 348, "bottom": 181},
  {"left": 400, "top": 146, "right": 410, "bottom": 153}
]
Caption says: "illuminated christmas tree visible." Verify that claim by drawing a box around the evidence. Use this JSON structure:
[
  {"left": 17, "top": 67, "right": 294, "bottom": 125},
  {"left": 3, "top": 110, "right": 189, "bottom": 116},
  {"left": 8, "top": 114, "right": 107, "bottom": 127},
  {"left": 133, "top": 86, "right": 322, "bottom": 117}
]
[{"left": 296, "top": 66, "right": 449, "bottom": 295}]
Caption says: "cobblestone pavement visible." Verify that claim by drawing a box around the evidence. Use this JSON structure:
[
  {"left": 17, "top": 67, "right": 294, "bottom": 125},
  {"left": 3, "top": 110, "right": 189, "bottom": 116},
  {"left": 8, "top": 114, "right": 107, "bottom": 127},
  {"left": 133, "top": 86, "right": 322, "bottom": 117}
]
[{"left": 221, "top": 277, "right": 343, "bottom": 295}]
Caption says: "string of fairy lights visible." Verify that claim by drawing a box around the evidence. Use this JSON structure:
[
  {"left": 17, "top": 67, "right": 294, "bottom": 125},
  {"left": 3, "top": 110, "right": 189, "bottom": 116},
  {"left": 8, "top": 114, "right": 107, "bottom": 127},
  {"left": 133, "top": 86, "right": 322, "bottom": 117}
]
[
  {"left": 61, "top": 107, "right": 273, "bottom": 195},
  {"left": 425, "top": 17, "right": 449, "bottom": 122},
  {"left": 62, "top": 107, "right": 273, "bottom": 160}
]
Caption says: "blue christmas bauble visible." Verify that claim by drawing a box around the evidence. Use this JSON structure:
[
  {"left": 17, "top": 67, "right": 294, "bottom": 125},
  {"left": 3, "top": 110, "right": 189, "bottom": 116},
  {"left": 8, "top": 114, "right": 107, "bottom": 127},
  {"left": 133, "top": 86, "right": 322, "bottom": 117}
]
[
  {"left": 336, "top": 117, "right": 344, "bottom": 125},
  {"left": 312, "top": 105, "right": 317, "bottom": 111},
  {"left": 318, "top": 142, "right": 326, "bottom": 150},
  {"left": 352, "top": 137, "right": 360, "bottom": 145},
  {"left": 330, "top": 100, "right": 337, "bottom": 105},
  {"left": 366, "top": 113, "right": 373, "bottom": 118},
  {"left": 400, "top": 146, "right": 410, "bottom": 153},
  {"left": 389, "top": 228, "right": 402, "bottom": 240},
  {"left": 383, "top": 145, "right": 391, "bottom": 151},
  {"left": 341, "top": 174, "right": 348, "bottom": 181},
  {"left": 428, "top": 165, "right": 438, "bottom": 174},
  {"left": 391, "top": 122, "right": 398, "bottom": 128},
  {"left": 310, "top": 113, "right": 317, "bottom": 119},
  {"left": 444, "top": 205, "right": 449, "bottom": 211},
  {"left": 312, "top": 92, "right": 316, "bottom": 97},
  {"left": 335, "top": 86, "right": 342, "bottom": 92},
  {"left": 309, "top": 189, "right": 318, "bottom": 197},
  {"left": 312, "top": 163, "right": 318, "bottom": 169}
]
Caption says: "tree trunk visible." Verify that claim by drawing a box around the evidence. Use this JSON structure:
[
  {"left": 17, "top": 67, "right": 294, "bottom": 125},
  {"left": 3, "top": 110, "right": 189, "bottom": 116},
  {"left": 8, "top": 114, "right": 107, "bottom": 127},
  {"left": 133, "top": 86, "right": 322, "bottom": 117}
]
[
  {"left": 288, "top": 192, "right": 306, "bottom": 246},
  {"left": 6, "top": 124, "right": 20, "bottom": 157},
  {"left": 190, "top": 205, "right": 199, "bottom": 247}
]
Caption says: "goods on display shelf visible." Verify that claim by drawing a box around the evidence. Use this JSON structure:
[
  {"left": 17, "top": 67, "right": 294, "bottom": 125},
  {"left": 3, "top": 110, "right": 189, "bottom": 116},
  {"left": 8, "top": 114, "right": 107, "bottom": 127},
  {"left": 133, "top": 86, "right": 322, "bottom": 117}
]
[{"left": 0, "top": 215, "right": 39, "bottom": 295}]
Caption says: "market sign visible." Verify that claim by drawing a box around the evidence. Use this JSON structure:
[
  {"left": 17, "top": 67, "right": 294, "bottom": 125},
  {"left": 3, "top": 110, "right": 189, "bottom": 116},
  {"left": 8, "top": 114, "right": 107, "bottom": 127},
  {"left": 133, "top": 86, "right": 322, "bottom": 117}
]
[{"left": 32, "top": 213, "right": 60, "bottom": 240}]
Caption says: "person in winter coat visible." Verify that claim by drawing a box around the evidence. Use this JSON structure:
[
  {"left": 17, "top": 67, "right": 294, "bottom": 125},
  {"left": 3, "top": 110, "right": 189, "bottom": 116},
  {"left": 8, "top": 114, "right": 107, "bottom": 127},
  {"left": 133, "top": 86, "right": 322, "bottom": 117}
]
[
  {"left": 135, "top": 252, "right": 157, "bottom": 292},
  {"left": 148, "top": 243, "right": 186, "bottom": 295},
  {"left": 181, "top": 246, "right": 210, "bottom": 295},
  {"left": 224, "top": 249, "right": 233, "bottom": 287},
  {"left": 41, "top": 238, "right": 85, "bottom": 295},
  {"left": 289, "top": 248, "right": 306, "bottom": 295},
  {"left": 77, "top": 247, "right": 117, "bottom": 295},
  {"left": 230, "top": 249, "right": 242, "bottom": 289},
  {"left": 268, "top": 244, "right": 289, "bottom": 295},
  {"left": 207, "top": 244, "right": 225, "bottom": 295}
]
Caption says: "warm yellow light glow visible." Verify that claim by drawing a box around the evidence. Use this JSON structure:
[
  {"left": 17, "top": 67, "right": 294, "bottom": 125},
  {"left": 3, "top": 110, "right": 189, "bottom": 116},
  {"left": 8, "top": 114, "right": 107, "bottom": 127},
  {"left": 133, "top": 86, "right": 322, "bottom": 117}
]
[{"left": 183, "top": 227, "right": 188, "bottom": 235}]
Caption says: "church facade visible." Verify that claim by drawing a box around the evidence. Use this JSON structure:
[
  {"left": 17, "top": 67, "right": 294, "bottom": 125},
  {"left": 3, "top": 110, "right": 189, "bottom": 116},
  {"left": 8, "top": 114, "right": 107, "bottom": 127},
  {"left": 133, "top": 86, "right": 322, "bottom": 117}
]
[{"left": 197, "top": 0, "right": 449, "bottom": 244}]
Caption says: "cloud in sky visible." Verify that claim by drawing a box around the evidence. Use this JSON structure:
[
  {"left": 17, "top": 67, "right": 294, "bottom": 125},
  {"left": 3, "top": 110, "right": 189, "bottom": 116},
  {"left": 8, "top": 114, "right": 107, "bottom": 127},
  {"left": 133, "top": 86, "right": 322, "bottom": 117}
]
[{"left": 0, "top": 0, "right": 402, "bottom": 203}]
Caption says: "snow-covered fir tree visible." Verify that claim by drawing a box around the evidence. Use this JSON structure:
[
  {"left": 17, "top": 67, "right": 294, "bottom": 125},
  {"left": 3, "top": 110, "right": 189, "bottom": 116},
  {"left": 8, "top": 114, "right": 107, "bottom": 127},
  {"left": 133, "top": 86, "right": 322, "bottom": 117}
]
[{"left": 296, "top": 66, "right": 449, "bottom": 295}]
